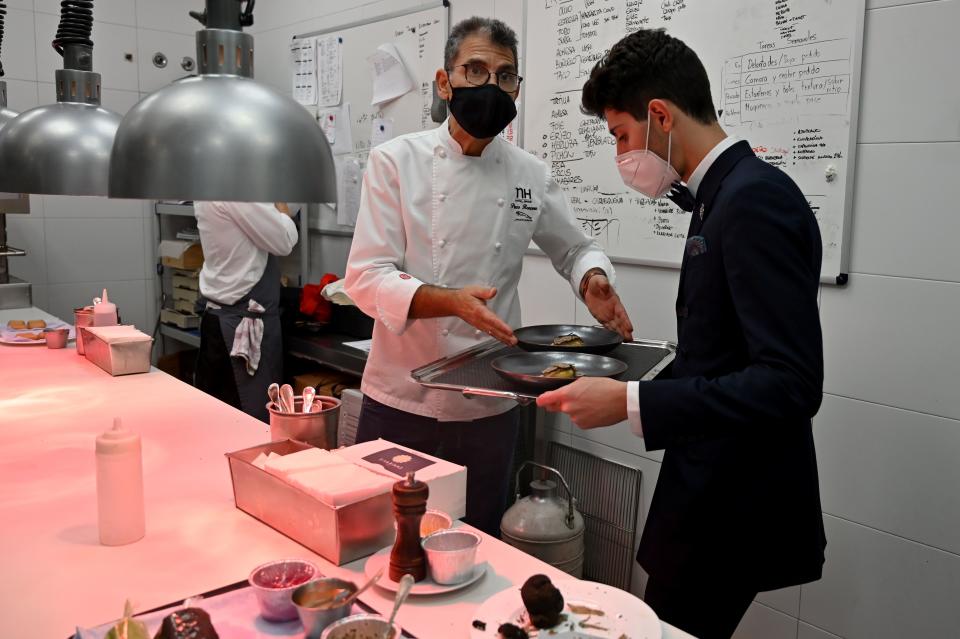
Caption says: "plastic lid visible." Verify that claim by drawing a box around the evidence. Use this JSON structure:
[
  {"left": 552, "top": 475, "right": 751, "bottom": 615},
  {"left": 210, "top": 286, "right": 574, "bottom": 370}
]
[{"left": 96, "top": 417, "right": 140, "bottom": 454}]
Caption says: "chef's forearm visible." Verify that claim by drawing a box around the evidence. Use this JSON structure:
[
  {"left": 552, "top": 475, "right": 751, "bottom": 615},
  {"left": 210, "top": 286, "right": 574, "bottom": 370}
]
[{"left": 409, "top": 285, "right": 456, "bottom": 319}]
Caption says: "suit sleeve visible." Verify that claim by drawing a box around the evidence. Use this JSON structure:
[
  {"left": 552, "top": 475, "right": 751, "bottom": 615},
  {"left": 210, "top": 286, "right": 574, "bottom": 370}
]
[{"left": 636, "top": 178, "right": 824, "bottom": 450}]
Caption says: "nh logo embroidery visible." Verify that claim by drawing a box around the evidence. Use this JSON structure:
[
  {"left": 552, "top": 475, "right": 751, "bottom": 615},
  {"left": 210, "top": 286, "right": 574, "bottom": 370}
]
[{"left": 515, "top": 186, "right": 532, "bottom": 200}]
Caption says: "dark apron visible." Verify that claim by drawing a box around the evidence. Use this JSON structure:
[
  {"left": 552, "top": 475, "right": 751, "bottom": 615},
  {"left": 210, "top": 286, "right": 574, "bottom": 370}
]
[{"left": 196, "top": 254, "right": 282, "bottom": 423}]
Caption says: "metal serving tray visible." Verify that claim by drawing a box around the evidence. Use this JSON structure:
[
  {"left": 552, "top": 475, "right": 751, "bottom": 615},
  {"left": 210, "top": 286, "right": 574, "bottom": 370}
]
[{"left": 411, "top": 338, "right": 676, "bottom": 404}]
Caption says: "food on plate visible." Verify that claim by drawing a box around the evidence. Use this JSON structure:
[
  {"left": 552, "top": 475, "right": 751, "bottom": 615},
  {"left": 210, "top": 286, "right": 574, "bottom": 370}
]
[
  {"left": 6, "top": 320, "right": 26, "bottom": 330},
  {"left": 568, "top": 603, "right": 606, "bottom": 616},
  {"left": 541, "top": 363, "right": 577, "bottom": 379},
  {"left": 18, "top": 332, "right": 45, "bottom": 341},
  {"left": 520, "top": 574, "right": 565, "bottom": 629},
  {"left": 27, "top": 319, "right": 47, "bottom": 329},
  {"left": 551, "top": 333, "right": 585, "bottom": 347},
  {"left": 153, "top": 608, "right": 219, "bottom": 639},
  {"left": 497, "top": 622, "right": 529, "bottom": 639}
]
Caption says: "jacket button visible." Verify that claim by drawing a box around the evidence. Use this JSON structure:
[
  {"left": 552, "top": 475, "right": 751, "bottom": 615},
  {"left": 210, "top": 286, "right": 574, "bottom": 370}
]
[
  {"left": 439, "top": 193, "right": 446, "bottom": 202},
  {"left": 442, "top": 329, "right": 450, "bottom": 337},
  {"left": 475, "top": 329, "right": 483, "bottom": 337},
  {"left": 439, "top": 239, "right": 446, "bottom": 248},
  {"left": 438, "top": 148, "right": 447, "bottom": 158},
  {"left": 495, "top": 242, "right": 502, "bottom": 251},
  {"left": 497, "top": 198, "right": 505, "bottom": 207}
]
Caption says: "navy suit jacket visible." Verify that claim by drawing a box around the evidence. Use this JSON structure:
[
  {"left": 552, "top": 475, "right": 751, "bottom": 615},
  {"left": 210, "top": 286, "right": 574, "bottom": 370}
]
[{"left": 636, "top": 141, "right": 827, "bottom": 591}]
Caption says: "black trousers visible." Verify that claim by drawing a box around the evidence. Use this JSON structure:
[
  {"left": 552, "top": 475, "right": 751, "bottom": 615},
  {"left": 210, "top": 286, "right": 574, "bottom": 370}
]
[
  {"left": 644, "top": 572, "right": 757, "bottom": 639},
  {"left": 356, "top": 396, "right": 520, "bottom": 537}
]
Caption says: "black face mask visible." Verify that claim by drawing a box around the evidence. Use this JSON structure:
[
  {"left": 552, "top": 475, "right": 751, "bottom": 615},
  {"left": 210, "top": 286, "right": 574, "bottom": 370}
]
[{"left": 447, "top": 84, "right": 517, "bottom": 139}]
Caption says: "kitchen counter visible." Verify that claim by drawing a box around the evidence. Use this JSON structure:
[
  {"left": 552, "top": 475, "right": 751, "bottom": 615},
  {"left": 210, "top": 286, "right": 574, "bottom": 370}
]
[{"left": 0, "top": 307, "right": 692, "bottom": 638}]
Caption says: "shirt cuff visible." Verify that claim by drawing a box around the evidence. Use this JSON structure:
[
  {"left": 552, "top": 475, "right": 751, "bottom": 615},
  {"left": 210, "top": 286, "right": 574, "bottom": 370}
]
[
  {"left": 571, "top": 257, "right": 616, "bottom": 301},
  {"left": 375, "top": 272, "right": 424, "bottom": 335},
  {"left": 627, "top": 380, "right": 643, "bottom": 437}
]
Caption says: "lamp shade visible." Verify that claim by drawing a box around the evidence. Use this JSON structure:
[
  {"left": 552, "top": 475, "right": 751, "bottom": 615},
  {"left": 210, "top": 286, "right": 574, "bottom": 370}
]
[
  {"left": 109, "top": 27, "right": 336, "bottom": 203},
  {"left": 109, "top": 73, "right": 336, "bottom": 202},
  {"left": 0, "top": 71, "right": 121, "bottom": 196}
]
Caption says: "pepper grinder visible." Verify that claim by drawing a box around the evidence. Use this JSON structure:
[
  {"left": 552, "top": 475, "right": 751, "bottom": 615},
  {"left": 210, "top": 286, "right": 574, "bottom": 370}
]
[{"left": 389, "top": 471, "right": 429, "bottom": 582}]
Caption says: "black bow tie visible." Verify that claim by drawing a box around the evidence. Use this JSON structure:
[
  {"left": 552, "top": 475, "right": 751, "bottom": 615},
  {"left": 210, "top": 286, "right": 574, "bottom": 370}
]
[{"left": 667, "top": 181, "right": 696, "bottom": 212}]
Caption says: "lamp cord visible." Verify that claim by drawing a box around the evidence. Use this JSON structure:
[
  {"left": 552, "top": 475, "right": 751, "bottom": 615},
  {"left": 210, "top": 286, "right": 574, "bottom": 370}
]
[
  {"left": 52, "top": 0, "right": 93, "bottom": 57},
  {"left": 0, "top": 1, "right": 7, "bottom": 77}
]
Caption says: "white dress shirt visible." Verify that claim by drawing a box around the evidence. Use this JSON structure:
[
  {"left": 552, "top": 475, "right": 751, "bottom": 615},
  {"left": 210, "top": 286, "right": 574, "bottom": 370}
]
[
  {"left": 345, "top": 121, "right": 614, "bottom": 421},
  {"left": 195, "top": 201, "right": 298, "bottom": 305},
  {"left": 626, "top": 136, "right": 740, "bottom": 436}
]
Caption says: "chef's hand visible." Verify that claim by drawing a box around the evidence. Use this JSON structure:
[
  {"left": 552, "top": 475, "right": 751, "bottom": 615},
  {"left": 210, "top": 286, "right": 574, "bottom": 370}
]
[
  {"left": 537, "top": 377, "right": 628, "bottom": 429},
  {"left": 583, "top": 274, "right": 634, "bottom": 341},
  {"left": 452, "top": 286, "right": 517, "bottom": 345},
  {"left": 274, "top": 202, "right": 291, "bottom": 215}
]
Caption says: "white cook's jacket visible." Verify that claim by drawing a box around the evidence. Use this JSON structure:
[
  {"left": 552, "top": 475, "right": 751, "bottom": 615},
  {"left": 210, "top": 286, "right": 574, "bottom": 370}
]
[{"left": 345, "top": 121, "right": 614, "bottom": 421}]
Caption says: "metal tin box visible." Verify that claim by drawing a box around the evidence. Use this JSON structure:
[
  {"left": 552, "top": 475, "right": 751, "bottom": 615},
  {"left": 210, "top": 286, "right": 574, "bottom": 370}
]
[
  {"left": 79, "top": 326, "right": 152, "bottom": 376},
  {"left": 225, "top": 440, "right": 395, "bottom": 566}
]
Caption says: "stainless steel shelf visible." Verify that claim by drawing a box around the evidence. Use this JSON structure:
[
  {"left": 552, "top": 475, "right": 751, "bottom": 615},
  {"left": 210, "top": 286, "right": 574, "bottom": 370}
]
[
  {"left": 0, "top": 245, "right": 26, "bottom": 258},
  {"left": 155, "top": 202, "right": 196, "bottom": 217},
  {"left": 160, "top": 323, "right": 201, "bottom": 348}
]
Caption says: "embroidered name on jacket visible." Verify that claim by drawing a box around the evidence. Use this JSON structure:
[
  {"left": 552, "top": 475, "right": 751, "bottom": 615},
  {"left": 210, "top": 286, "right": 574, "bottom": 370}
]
[{"left": 511, "top": 185, "right": 537, "bottom": 222}]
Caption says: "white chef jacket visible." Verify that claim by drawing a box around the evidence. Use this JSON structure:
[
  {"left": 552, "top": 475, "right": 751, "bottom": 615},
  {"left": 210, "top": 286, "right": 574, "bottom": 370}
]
[
  {"left": 195, "top": 201, "right": 298, "bottom": 305},
  {"left": 345, "top": 121, "right": 614, "bottom": 421}
]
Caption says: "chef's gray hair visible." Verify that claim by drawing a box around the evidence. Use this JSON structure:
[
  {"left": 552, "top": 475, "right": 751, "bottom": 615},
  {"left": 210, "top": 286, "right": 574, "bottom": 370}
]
[{"left": 444, "top": 17, "right": 519, "bottom": 70}]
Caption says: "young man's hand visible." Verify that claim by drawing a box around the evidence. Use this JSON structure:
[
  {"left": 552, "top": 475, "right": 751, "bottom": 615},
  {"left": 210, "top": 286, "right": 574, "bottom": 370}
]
[{"left": 537, "top": 377, "right": 629, "bottom": 428}]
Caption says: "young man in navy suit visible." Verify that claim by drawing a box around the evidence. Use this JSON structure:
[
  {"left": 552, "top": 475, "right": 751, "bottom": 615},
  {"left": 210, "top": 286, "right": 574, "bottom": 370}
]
[{"left": 537, "top": 29, "right": 827, "bottom": 639}]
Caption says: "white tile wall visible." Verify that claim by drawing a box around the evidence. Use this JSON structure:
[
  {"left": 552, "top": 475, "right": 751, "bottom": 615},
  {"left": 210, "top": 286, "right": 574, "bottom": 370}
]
[
  {"left": 518, "top": 254, "right": 577, "bottom": 326},
  {"left": 41, "top": 195, "right": 143, "bottom": 219},
  {"left": 849, "top": 141, "right": 960, "bottom": 281},
  {"left": 4, "top": 8, "right": 37, "bottom": 81},
  {"left": 798, "top": 622, "right": 843, "bottom": 639},
  {"left": 733, "top": 602, "right": 799, "bottom": 639},
  {"left": 43, "top": 217, "right": 146, "bottom": 283},
  {"left": 821, "top": 273, "right": 960, "bottom": 421},
  {"left": 800, "top": 515, "right": 960, "bottom": 639},
  {"left": 2, "top": 78, "right": 40, "bottom": 112},
  {"left": 135, "top": 28, "right": 197, "bottom": 94},
  {"left": 5, "top": 215, "right": 47, "bottom": 284},
  {"left": 756, "top": 586, "right": 802, "bottom": 619},
  {"left": 858, "top": 0, "right": 960, "bottom": 143},
  {"left": 815, "top": 394, "right": 960, "bottom": 555},
  {"left": 33, "top": 13, "right": 140, "bottom": 91},
  {"left": 34, "top": 0, "right": 136, "bottom": 27},
  {"left": 135, "top": 0, "right": 198, "bottom": 35},
  {"left": 45, "top": 278, "right": 150, "bottom": 330}
]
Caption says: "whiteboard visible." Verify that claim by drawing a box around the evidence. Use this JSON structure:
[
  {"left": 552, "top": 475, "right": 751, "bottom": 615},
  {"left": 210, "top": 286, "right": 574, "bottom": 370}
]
[
  {"left": 293, "top": 2, "right": 449, "bottom": 233},
  {"left": 522, "top": 0, "right": 866, "bottom": 284}
]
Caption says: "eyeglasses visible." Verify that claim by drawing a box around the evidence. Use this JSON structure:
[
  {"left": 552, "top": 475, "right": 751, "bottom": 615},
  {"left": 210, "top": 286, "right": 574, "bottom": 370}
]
[{"left": 448, "top": 62, "right": 523, "bottom": 92}]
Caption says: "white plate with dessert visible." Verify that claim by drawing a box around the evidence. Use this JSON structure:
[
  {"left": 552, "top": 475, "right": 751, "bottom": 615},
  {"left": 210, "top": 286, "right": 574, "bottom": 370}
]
[{"left": 470, "top": 575, "right": 661, "bottom": 639}]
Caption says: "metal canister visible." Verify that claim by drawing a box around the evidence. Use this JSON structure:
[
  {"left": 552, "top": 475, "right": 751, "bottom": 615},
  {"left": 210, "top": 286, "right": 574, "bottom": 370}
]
[
  {"left": 267, "top": 394, "right": 340, "bottom": 449},
  {"left": 500, "top": 461, "right": 586, "bottom": 577},
  {"left": 73, "top": 306, "right": 94, "bottom": 355}
]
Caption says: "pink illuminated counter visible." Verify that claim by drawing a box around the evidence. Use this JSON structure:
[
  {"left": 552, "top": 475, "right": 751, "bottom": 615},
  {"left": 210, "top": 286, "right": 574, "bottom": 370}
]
[{"left": 0, "top": 308, "right": 692, "bottom": 638}]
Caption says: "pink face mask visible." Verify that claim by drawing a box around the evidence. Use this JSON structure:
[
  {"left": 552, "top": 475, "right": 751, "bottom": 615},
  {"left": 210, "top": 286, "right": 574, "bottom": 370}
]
[{"left": 615, "top": 111, "right": 681, "bottom": 198}]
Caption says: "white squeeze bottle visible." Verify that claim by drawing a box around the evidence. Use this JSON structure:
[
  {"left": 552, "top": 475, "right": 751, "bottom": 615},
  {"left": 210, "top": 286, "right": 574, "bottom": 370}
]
[
  {"left": 96, "top": 417, "right": 146, "bottom": 546},
  {"left": 93, "top": 288, "right": 118, "bottom": 326}
]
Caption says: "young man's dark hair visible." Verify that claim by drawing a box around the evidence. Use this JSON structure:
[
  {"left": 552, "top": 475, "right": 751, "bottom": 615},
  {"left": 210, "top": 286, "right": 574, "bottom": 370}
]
[
  {"left": 444, "top": 16, "right": 519, "bottom": 69},
  {"left": 581, "top": 28, "right": 716, "bottom": 124}
]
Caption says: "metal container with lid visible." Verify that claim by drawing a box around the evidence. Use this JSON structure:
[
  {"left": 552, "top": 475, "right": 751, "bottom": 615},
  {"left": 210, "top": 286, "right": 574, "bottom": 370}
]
[{"left": 500, "top": 461, "right": 585, "bottom": 577}]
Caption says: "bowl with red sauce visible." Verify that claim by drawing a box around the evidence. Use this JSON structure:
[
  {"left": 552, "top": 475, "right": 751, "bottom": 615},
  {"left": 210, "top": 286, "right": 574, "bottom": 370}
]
[{"left": 249, "top": 558, "right": 321, "bottom": 622}]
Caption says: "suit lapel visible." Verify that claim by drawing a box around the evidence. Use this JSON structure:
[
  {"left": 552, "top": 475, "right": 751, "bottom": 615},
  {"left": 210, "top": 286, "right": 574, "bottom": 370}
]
[{"left": 676, "top": 141, "right": 756, "bottom": 306}]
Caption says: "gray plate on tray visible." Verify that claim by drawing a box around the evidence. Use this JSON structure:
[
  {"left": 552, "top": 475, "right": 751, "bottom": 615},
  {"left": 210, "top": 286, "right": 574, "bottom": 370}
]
[
  {"left": 491, "top": 351, "right": 629, "bottom": 390},
  {"left": 515, "top": 324, "right": 623, "bottom": 354}
]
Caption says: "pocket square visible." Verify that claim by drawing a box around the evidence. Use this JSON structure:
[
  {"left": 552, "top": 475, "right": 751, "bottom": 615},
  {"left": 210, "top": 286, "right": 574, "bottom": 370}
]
[{"left": 686, "top": 235, "right": 707, "bottom": 257}]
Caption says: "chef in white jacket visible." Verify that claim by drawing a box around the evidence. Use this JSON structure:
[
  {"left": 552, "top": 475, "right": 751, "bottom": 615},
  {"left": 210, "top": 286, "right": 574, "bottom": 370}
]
[
  {"left": 194, "top": 201, "right": 298, "bottom": 423},
  {"left": 344, "top": 17, "right": 632, "bottom": 535}
]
